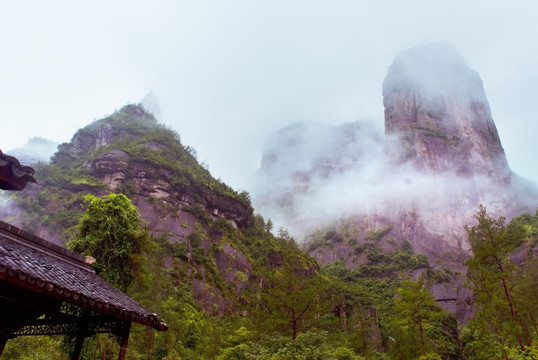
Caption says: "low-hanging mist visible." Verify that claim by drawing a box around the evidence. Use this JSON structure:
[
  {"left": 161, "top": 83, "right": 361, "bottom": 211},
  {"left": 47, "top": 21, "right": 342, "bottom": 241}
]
[{"left": 251, "top": 43, "right": 538, "bottom": 254}]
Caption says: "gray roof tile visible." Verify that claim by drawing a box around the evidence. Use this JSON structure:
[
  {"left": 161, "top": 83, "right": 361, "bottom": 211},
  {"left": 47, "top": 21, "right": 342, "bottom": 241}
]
[{"left": 0, "top": 220, "right": 167, "bottom": 331}]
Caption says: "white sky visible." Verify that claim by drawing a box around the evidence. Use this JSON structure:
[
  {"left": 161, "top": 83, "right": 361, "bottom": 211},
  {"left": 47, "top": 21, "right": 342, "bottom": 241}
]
[{"left": 1, "top": 1, "right": 537, "bottom": 189}]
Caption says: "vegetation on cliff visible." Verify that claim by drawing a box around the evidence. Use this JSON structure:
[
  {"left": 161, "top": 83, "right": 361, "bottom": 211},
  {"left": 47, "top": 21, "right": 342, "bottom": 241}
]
[
  {"left": 66, "top": 193, "right": 151, "bottom": 292},
  {"left": 13, "top": 104, "right": 252, "bottom": 237},
  {"left": 461, "top": 207, "right": 538, "bottom": 359},
  {"left": 2, "top": 104, "right": 538, "bottom": 359}
]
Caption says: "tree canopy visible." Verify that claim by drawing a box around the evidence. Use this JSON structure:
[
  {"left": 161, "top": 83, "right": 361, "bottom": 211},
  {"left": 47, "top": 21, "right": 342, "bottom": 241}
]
[
  {"left": 462, "top": 205, "right": 538, "bottom": 358},
  {"left": 67, "top": 193, "right": 151, "bottom": 291}
]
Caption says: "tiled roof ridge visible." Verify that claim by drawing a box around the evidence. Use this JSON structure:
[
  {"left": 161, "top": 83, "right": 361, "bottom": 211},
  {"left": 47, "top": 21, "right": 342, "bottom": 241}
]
[
  {"left": 0, "top": 265, "right": 168, "bottom": 331},
  {"left": 0, "top": 219, "right": 93, "bottom": 272},
  {"left": 0, "top": 220, "right": 168, "bottom": 331}
]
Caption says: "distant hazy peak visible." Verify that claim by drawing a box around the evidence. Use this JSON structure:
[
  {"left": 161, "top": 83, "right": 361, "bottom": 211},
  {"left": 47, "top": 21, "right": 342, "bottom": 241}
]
[
  {"left": 141, "top": 90, "right": 161, "bottom": 119},
  {"left": 7, "top": 137, "right": 59, "bottom": 165}
]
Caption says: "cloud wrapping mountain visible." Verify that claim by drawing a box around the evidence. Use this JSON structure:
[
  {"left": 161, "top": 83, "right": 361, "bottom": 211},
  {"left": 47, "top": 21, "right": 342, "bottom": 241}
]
[{"left": 253, "top": 43, "right": 538, "bottom": 254}]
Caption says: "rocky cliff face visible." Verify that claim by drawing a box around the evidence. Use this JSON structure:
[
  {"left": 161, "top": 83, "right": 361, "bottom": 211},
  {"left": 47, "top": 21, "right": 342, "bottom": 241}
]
[
  {"left": 3, "top": 105, "right": 252, "bottom": 243},
  {"left": 383, "top": 43, "right": 510, "bottom": 182},
  {"left": 378, "top": 44, "right": 538, "bottom": 253},
  {"left": 89, "top": 145, "right": 251, "bottom": 241},
  {"left": 253, "top": 44, "right": 538, "bottom": 320},
  {"left": 3, "top": 104, "right": 260, "bottom": 315},
  {"left": 255, "top": 43, "right": 537, "bottom": 251}
]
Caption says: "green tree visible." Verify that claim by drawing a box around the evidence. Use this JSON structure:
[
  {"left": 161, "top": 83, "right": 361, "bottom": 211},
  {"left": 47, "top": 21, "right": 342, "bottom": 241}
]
[
  {"left": 265, "top": 219, "right": 274, "bottom": 233},
  {"left": 258, "top": 251, "right": 328, "bottom": 340},
  {"left": 277, "top": 226, "right": 293, "bottom": 242},
  {"left": 465, "top": 205, "right": 526, "bottom": 351},
  {"left": 217, "top": 330, "right": 365, "bottom": 360},
  {"left": 67, "top": 193, "right": 151, "bottom": 291},
  {"left": 511, "top": 210, "right": 538, "bottom": 345},
  {"left": 391, "top": 273, "right": 442, "bottom": 358},
  {"left": 515, "top": 257, "right": 538, "bottom": 344},
  {"left": 2, "top": 336, "right": 68, "bottom": 360}
]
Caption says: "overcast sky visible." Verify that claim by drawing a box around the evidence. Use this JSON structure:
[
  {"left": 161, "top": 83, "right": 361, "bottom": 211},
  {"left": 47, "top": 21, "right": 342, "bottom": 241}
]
[{"left": 2, "top": 1, "right": 537, "bottom": 190}]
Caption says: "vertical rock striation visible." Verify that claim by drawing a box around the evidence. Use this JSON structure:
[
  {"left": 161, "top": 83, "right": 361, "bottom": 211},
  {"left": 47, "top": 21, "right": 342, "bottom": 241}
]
[
  {"left": 256, "top": 43, "right": 538, "bottom": 257},
  {"left": 383, "top": 43, "right": 510, "bottom": 182},
  {"left": 253, "top": 43, "right": 538, "bottom": 322}
]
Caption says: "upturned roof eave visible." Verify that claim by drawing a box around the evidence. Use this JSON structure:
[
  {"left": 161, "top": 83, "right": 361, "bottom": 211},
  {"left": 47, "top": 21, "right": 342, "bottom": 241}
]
[{"left": 0, "top": 261, "right": 167, "bottom": 331}]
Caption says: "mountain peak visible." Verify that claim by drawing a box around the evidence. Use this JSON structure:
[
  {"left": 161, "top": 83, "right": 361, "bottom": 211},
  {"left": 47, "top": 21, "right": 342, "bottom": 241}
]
[
  {"left": 383, "top": 43, "right": 482, "bottom": 99},
  {"left": 141, "top": 91, "right": 161, "bottom": 119},
  {"left": 383, "top": 43, "right": 510, "bottom": 180}
]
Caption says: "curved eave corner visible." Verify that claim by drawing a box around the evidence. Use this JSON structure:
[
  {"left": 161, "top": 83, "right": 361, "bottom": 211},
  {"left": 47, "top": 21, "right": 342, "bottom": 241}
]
[{"left": 0, "top": 264, "right": 167, "bottom": 332}]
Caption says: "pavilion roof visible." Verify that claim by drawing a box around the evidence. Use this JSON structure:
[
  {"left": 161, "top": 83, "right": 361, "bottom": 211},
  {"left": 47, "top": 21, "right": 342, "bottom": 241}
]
[{"left": 0, "top": 220, "right": 167, "bottom": 331}]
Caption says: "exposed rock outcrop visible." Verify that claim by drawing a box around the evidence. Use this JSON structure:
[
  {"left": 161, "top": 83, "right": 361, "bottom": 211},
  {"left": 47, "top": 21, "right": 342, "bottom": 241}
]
[
  {"left": 378, "top": 44, "right": 537, "bottom": 253},
  {"left": 383, "top": 43, "right": 510, "bottom": 182},
  {"left": 95, "top": 124, "right": 114, "bottom": 149},
  {"left": 253, "top": 44, "right": 538, "bottom": 322},
  {"left": 91, "top": 149, "right": 129, "bottom": 190},
  {"left": 3, "top": 103, "right": 257, "bottom": 315},
  {"left": 256, "top": 43, "right": 538, "bottom": 252}
]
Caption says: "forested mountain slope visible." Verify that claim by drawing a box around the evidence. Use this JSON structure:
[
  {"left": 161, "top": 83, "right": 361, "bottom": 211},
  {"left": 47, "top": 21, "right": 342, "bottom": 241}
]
[
  {"left": 1, "top": 74, "right": 537, "bottom": 358},
  {"left": 0, "top": 103, "right": 459, "bottom": 359},
  {"left": 253, "top": 44, "right": 538, "bottom": 325}
]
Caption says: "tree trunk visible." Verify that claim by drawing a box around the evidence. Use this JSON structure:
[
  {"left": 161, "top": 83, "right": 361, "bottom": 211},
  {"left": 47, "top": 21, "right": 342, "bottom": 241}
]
[
  {"left": 418, "top": 314, "right": 426, "bottom": 357},
  {"left": 530, "top": 313, "right": 538, "bottom": 337},
  {"left": 292, "top": 308, "right": 297, "bottom": 340},
  {"left": 340, "top": 299, "right": 347, "bottom": 331},
  {"left": 495, "top": 256, "right": 525, "bottom": 351},
  {"left": 493, "top": 324, "right": 509, "bottom": 360},
  {"left": 521, "top": 321, "right": 532, "bottom": 346}
]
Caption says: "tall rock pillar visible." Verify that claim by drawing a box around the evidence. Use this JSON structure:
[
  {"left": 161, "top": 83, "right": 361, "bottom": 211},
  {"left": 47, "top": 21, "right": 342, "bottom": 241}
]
[{"left": 382, "top": 43, "right": 510, "bottom": 183}]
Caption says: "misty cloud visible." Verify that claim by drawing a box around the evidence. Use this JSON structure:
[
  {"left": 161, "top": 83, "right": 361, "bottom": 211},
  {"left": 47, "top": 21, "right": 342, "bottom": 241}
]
[
  {"left": 7, "top": 137, "right": 59, "bottom": 165},
  {"left": 382, "top": 43, "right": 487, "bottom": 104},
  {"left": 252, "top": 44, "right": 538, "bottom": 248},
  {"left": 252, "top": 121, "right": 536, "bottom": 248},
  {"left": 1, "top": 1, "right": 538, "bottom": 191}
]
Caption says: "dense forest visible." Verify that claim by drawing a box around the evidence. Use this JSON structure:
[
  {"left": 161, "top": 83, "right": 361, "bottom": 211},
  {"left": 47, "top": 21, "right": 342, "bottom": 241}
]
[{"left": 1, "top": 105, "right": 537, "bottom": 359}]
